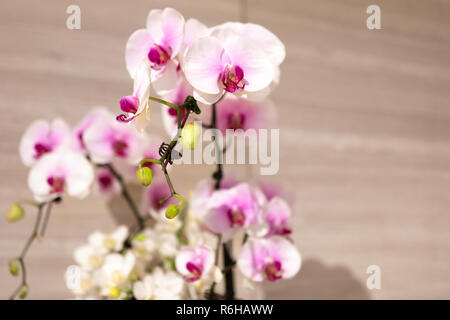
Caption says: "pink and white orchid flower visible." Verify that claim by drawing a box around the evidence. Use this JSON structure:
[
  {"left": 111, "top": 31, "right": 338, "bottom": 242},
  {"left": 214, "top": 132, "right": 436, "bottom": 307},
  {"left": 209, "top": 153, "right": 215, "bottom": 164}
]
[
  {"left": 238, "top": 236, "right": 301, "bottom": 282},
  {"left": 28, "top": 150, "right": 94, "bottom": 202},
  {"left": 71, "top": 108, "right": 111, "bottom": 154},
  {"left": 203, "top": 183, "right": 266, "bottom": 240},
  {"left": 125, "top": 8, "right": 185, "bottom": 95},
  {"left": 19, "top": 118, "right": 70, "bottom": 167},
  {"left": 265, "top": 197, "right": 292, "bottom": 237},
  {"left": 175, "top": 245, "right": 214, "bottom": 282},
  {"left": 183, "top": 33, "right": 274, "bottom": 104},
  {"left": 141, "top": 181, "right": 178, "bottom": 216},
  {"left": 215, "top": 95, "right": 276, "bottom": 134},
  {"left": 83, "top": 112, "right": 145, "bottom": 165}
]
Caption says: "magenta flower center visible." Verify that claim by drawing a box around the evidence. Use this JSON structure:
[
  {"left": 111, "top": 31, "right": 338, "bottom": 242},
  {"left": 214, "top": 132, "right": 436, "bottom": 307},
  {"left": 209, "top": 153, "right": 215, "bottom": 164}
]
[
  {"left": 112, "top": 140, "right": 128, "bottom": 157},
  {"left": 221, "top": 65, "right": 247, "bottom": 93},
  {"left": 264, "top": 260, "right": 283, "bottom": 281},
  {"left": 34, "top": 143, "right": 52, "bottom": 159},
  {"left": 227, "top": 113, "right": 245, "bottom": 130},
  {"left": 227, "top": 206, "right": 245, "bottom": 227},
  {"left": 273, "top": 224, "right": 292, "bottom": 236},
  {"left": 47, "top": 176, "right": 65, "bottom": 194},
  {"left": 185, "top": 262, "right": 203, "bottom": 282},
  {"left": 98, "top": 174, "right": 113, "bottom": 191},
  {"left": 148, "top": 44, "right": 171, "bottom": 70}
]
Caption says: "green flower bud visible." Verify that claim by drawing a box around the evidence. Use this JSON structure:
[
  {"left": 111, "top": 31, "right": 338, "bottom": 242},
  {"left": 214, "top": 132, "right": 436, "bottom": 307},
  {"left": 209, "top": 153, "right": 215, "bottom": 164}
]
[
  {"left": 165, "top": 205, "right": 180, "bottom": 219},
  {"left": 6, "top": 203, "right": 25, "bottom": 223},
  {"left": 181, "top": 123, "right": 201, "bottom": 150},
  {"left": 136, "top": 167, "right": 153, "bottom": 187},
  {"left": 8, "top": 259, "right": 19, "bottom": 276},
  {"left": 19, "top": 285, "right": 29, "bottom": 299}
]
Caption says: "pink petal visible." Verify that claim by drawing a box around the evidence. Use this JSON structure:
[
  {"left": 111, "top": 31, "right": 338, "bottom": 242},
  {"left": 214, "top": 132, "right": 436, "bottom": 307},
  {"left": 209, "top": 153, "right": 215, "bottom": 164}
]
[
  {"left": 160, "top": 8, "right": 185, "bottom": 57},
  {"left": 268, "top": 237, "right": 301, "bottom": 279},
  {"left": 224, "top": 37, "right": 274, "bottom": 92},
  {"left": 175, "top": 247, "right": 196, "bottom": 276},
  {"left": 125, "top": 29, "right": 154, "bottom": 78},
  {"left": 151, "top": 59, "right": 179, "bottom": 95},
  {"left": 216, "top": 95, "right": 275, "bottom": 133},
  {"left": 184, "top": 36, "right": 225, "bottom": 95},
  {"left": 237, "top": 238, "right": 268, "bottom": 282},
  {"left": 183, "top": 18, "right": 209, "bottom": 50},
  {"left": 241, "top": 23, "right": 285, "bottom": 66}
]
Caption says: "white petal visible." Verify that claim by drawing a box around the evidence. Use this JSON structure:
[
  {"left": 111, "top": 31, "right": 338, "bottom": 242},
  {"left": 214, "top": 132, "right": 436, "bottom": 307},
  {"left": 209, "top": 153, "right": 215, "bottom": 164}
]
[{"left": 65, "top": 153, "right": 94, "bottom": 199}]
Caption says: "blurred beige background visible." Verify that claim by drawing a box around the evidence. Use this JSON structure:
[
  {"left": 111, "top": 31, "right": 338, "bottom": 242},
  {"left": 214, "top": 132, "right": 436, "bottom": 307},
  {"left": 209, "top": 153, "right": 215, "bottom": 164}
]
[{"left": 1, "top": 0, "right": 450, "bottom": 299}]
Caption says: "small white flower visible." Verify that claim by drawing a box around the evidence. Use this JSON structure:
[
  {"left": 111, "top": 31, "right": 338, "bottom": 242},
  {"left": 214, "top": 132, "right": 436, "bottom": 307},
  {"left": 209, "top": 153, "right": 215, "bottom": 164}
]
[
  {"left": 74, "top": 244, "right": 103, "bottom": 271},
  {"left": 102, "top": 251, "right": 136, "bottom": 287},
  {"left": 133, "top": 268, "right": 184, "bottom": 300},
  {"left": 89, "top": 225, "right": 129, "bottom": 253}
]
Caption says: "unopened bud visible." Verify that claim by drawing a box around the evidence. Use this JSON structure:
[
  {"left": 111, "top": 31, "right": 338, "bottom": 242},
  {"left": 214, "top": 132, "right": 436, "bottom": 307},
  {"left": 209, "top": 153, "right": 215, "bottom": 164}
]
[
  {"left": 19, "top": 285, "right": 29, "bottom": 299},
  {"left": 136, "top": 167, "right": 153, "bottom": 187},
  {"left": 6, "top": 203, "right": 25, "bottom": 223},
  {"left": 8, "top": 259, "right": 19, "bottom": 276},
  {"left": 165, "top": 205, "right": 180, "bottom": 219},
  {"left": 181, "top": 123, "right": 201, "bottom": 149}
]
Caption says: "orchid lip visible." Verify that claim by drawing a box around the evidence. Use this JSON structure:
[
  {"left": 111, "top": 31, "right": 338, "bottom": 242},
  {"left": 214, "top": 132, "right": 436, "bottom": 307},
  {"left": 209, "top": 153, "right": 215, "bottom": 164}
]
[
  {"left": 116, "top": 114, "right": 136, "bottom": 123},
  {"left": 221, "top": 65, "right": 248, "bottom": 93},
  {"left": 98, "top": 174, "right": 113, "bottom": 191},
  {"left": 264, "top": 260, "right": 283, "bottom": 281},
  {"left": 47, "top": 176, "right": 65, "bottom": 194},
  {"left": 148, "top": 44, "right": 171, "bottom": 70},
  {"left": 34, "top": 143, "right": 52, "bottom": 159},
  {"left": 120, "top": 96, "right": 139, "bottom": 114},
  {"left": 185, "top": 262, "right": 203, "bottom": 282},
  {"left": 227, "top": 206, "right": 245, "bottom": 227},
  {"left": 112, "top": 140, "right": 128, "bottom": 157}
]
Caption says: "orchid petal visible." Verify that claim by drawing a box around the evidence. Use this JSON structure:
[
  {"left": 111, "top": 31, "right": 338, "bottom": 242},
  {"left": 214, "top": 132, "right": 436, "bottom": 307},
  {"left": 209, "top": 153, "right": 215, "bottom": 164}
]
[
  {"left": 125, "top": 29, "right": 154, "bottom": 78},
  {"left": 184, "top": 36, "right": 225, "bottom": 95},
  {"left": 224, "top": 37, "right": 274, "bottom": 92}
]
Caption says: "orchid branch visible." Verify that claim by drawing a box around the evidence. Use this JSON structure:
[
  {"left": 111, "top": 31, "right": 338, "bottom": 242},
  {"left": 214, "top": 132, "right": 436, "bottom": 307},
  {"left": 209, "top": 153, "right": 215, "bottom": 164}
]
[
  {"left": 100, "top": 163, "right": 145, "bottom": 230},
  {"left": 9, "top": 202, "right": 48, "bottom": 300},
  {"left": 148, "top": 96, "right": 180, "bottom": 111},
  {"left": 139, "top": 99, "right": 195, "bottom": 208},
  {"left": 206, "top": 95, "right": 237, "bottom": 299}
]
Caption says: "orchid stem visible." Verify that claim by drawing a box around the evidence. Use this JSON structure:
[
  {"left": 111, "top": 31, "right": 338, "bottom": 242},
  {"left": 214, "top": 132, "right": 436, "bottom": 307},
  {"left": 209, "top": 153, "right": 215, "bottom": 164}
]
[
  {"left": 148, "top": 96, "right": 180, "bottom": 111},
  {"left": 39, "top": 201, "right": 54, "bottom": 237},
  {"left": 208, "top": 96, "right": 235, "bottom": 299},
  {"left": 138, "top": 158, "right": 161, "bottom": 168},
  {"left": 9, "top": 203, "right": 45, "bottom": 300},
  {"left": 102, "top": 163, "right": 145, "bottom": 230}
]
